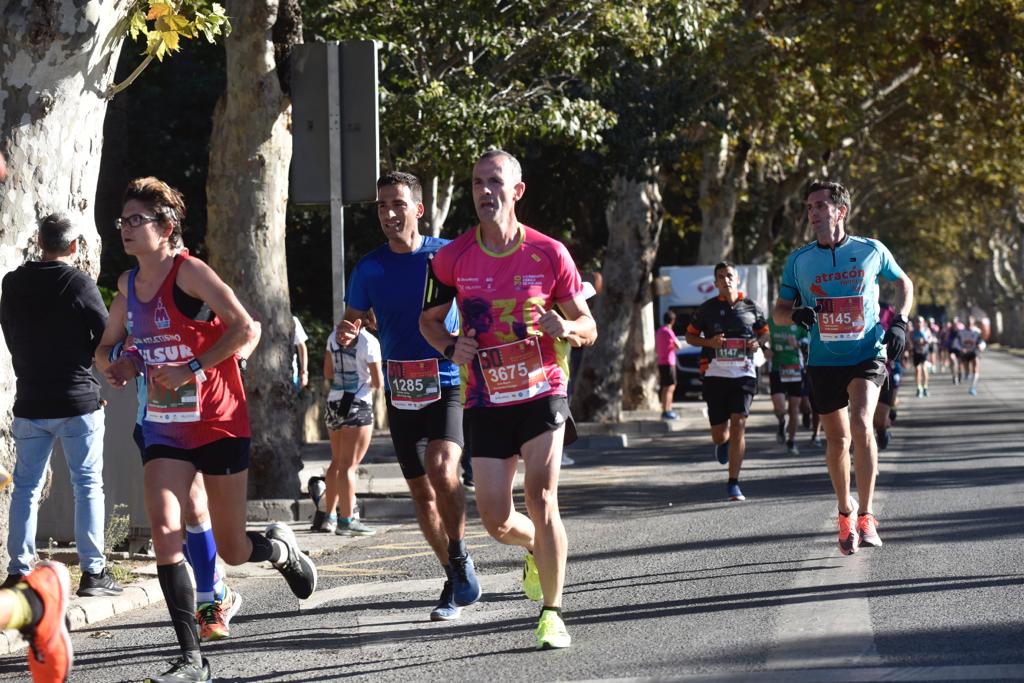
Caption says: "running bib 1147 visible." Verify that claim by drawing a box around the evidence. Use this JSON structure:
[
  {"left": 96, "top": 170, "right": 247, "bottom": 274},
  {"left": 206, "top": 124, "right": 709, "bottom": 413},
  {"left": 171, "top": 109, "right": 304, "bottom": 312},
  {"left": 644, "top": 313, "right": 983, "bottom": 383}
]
[
  {"left": 145, "top": 365, "right": 201, "bottom": 423},
  {"left": 714, "top": 338, "right": 748, "bottom": 366},
  {"left": 477, "top": 337, "right": 550, "bottom": 405},
  {"left": 387, "top": 359, "right": 441, "bottom": 410},
  {"left": 817, "top": 296, "right": 866, "bottom": 342}
]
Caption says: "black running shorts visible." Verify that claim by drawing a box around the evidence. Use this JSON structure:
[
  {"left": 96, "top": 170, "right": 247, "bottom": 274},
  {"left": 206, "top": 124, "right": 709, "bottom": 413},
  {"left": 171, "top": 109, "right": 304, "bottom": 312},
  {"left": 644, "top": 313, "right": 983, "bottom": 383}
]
[
  {"left": 143, "top": 437, "right": 251, "bottom": 475},
  {"left": 807, "top": 358, "right": 887, "bottom": 415},
  {"left": 769, "top": 370, "right": 803, "bottom": 398},
  {"left": 702, "top": 376, "right": 757, "bottom": 426},
  {"left": 912, "top": 352, "right": 928, "bottom": 367},
  {"left": 657, "top": 364, "right": 677, "bottom": 390},
  {"left": 878, "top": 373, "right": 895, "bottom": 407},
  {"left": 464, "top": 395, "right": 577, "bottom": 460},
  {"left": 325, "top": 398, "right": 374, "bottom": 430},
  {"left": 386, "top": 386, "right": 464, "bottom": 479}
]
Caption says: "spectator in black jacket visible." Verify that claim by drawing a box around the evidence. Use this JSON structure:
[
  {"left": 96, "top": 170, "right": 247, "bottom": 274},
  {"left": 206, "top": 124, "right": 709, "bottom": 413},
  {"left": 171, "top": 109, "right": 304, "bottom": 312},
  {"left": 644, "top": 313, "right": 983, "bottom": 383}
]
[{"left": 0, "top": 213, "right": 123, "bottom": 598}]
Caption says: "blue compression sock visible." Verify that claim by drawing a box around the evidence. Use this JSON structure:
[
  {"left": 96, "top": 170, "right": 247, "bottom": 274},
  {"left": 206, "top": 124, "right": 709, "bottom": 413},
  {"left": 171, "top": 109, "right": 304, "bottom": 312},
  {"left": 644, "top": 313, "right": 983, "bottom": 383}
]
[{"left": 185, "top": 521, "right": 224, "bottom": 604}]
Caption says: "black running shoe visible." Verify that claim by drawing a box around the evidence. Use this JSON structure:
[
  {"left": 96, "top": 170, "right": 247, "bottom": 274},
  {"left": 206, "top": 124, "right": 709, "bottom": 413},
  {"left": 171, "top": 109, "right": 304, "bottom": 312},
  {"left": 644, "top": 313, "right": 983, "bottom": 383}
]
[
  {"left": 145, "top": 656, "right": 211, "bottom": 682},
  {"left": 265, "top": 523, "right": 317, "bottom": 599},
  {"left": 77, "top": 567, "right": 123, "bottom": 597}
]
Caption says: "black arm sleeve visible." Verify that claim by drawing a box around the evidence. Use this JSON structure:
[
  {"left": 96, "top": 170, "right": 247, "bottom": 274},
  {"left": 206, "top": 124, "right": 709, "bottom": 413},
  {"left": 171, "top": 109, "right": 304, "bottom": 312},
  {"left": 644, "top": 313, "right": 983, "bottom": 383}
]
[{"left": 422, "top": 256, "right": 457, "bottom": 311}]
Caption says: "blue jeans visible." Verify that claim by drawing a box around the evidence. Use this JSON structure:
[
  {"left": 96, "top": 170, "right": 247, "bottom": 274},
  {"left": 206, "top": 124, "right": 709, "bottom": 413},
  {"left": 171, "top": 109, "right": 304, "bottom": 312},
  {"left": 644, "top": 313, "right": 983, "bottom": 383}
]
[{"left": 7, "top": 409, "right": 106, "bottom": 575}]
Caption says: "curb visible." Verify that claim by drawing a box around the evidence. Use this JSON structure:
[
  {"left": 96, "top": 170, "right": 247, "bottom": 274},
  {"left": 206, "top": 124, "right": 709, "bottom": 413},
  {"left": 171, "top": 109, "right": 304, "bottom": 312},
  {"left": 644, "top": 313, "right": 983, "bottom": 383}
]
[{"left": 1, "top": 577, "right": 165, "bottom": 656}]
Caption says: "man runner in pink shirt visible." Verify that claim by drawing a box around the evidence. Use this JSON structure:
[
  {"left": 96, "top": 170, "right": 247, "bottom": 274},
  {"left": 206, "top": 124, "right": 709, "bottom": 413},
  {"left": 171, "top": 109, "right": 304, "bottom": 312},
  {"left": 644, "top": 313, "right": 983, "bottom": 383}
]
[{"left": 420, "top": 150, "right": 597, "bottom": 650}]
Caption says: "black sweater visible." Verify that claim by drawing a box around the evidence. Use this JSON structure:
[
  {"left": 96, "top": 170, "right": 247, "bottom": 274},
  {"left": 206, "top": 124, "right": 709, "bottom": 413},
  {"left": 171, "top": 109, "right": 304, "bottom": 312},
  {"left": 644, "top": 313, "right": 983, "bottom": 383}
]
[{"left": 0, "top": 260, "right": 108, "bottom": 418}]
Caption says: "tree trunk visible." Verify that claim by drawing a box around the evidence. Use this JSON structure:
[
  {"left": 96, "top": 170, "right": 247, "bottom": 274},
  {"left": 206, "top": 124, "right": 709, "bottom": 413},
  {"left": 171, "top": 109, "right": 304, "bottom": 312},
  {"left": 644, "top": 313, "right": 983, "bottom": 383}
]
[
  {"left": 423, "top": 172, "right": 454, "bottom": 237},
  {"left": 205, "top": 0, "right": 302, "bottom": 498},
  {"left": 0, "top": 0, "right": 128, "bottom": 568},
  {"left": 697, "top": 134, "right": 750, "bottom": 264},
  {"left": 621, "top": 292, "right": 658, "bottom": 411},
  {"left": 572, "top": 170, "right": 663, "bottom": 422}
]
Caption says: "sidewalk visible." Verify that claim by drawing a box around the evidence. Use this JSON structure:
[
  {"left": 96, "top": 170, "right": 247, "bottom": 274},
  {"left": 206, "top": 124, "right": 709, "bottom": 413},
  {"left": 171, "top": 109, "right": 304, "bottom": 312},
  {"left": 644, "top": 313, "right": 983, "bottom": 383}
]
[{"left": 0, "top": 405, "right": 712, "bottom": 655}]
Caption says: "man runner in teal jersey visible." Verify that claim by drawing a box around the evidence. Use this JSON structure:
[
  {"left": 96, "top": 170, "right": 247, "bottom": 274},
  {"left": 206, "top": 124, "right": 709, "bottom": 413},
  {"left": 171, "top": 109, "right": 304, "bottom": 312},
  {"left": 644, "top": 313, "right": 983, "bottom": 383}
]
[{"left": 774, "top": 180, "right": 913, "bottom": 556}]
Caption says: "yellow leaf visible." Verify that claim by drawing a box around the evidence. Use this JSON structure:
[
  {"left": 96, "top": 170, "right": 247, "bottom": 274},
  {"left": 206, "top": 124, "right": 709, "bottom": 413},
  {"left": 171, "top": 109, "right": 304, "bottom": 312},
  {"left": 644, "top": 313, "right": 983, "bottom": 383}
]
[
  {"left": 162, "top": 30, "right": 179, "bottom": 51},
  {"left": 146, "top": 1, "right": 172, "bottom": 20}
]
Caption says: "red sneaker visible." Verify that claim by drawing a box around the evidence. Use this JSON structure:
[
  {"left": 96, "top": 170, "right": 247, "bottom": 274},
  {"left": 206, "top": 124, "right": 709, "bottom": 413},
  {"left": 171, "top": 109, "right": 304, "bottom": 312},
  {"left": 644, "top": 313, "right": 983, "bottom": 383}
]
[
  {"left": 837, "top": 513, "right": 859, "bottom": 556},
  {"left": 857, "top": 513, "right": 882, "bottom": 547},
  {"left": 23, "top": 561, "right": 72, "bottom": 683}
]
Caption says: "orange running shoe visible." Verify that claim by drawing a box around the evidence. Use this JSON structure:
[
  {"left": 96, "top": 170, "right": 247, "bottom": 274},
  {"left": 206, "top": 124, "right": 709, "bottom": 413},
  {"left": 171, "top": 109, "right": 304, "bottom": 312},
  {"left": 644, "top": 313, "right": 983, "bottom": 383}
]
[
  {"left": 837, "top": 513, "right": 859, "bottom": 556},
  {"left": 857, "top": 513, "right": 882, "bottom": 548},
  {"left": 23, "top": 561, "right": 73, "bottom": 683},
  {"left": 197, "top": 586, "right": 243, "bottom": 642}
]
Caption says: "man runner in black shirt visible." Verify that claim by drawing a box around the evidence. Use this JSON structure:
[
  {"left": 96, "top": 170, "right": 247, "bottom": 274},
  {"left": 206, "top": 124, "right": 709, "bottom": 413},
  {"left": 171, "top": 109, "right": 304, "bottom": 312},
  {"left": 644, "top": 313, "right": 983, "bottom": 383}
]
[{"left": 686, "top": 262, "right": 770, "bottom": 501}]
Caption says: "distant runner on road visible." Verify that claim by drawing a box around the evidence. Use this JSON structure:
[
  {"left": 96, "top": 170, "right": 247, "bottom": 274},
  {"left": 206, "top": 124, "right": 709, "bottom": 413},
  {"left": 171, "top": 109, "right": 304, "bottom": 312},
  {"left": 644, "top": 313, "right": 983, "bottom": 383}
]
[
  {"left": 774, "top": 180, "right": 914, "bottom": 556},
  {"left": 685, "top": 261, "right": 770, "bottom": 501}
]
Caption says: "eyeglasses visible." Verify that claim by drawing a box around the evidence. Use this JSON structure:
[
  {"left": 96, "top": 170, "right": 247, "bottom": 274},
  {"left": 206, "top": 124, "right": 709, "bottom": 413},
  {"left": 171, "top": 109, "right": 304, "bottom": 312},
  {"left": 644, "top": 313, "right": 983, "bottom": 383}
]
[{"left": 115, "top": 214, "right": 159, "bottom": 231}]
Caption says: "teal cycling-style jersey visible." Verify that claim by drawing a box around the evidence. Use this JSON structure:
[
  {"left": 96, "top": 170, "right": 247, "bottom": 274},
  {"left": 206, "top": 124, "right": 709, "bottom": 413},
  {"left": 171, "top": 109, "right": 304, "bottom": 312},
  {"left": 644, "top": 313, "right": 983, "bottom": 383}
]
[{"left": 780, "top": 235, "right": 905, "bottom": 366}]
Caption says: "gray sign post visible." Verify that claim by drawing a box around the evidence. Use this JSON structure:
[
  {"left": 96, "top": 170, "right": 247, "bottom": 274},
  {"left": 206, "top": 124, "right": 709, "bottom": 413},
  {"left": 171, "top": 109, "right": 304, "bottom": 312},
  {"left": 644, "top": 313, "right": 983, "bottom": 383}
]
[{"left": 291, "top": 40, "right": 380, "bottom": 324}]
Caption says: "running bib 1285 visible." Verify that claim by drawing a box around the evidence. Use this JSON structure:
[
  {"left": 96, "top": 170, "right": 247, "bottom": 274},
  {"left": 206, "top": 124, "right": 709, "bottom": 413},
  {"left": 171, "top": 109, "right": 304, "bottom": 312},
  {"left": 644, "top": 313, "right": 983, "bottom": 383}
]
[
  {"left": 817, "top": 296, "right": 866, "bottom": 342},
  {"left": 477, "top": 337, "right": 550, "bottom": 404},
  {"left": 145, "top": 365, "right": 201, "bottom": 423},
  {"left": 387, "top": 359, "right": 441, "bottom": 410}
]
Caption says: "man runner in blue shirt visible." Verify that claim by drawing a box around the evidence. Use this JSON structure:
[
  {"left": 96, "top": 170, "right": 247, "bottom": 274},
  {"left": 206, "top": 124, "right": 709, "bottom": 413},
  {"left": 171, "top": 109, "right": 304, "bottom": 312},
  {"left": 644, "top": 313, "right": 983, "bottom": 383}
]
[
  {"left": 774, "top": 180, "right": 913, "bottom": 556},
  {"left": 335, "top": 171, "right": 481, "bottom": 620}
]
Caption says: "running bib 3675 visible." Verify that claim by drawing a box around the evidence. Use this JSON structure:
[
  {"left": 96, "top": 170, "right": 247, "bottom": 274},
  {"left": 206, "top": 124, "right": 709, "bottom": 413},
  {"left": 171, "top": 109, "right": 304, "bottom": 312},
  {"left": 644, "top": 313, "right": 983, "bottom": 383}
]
[
  {"left": 477, "top": 337, "right": 550, "bottom": 405},
  {"left": 387, "top": 359, "right": 441, "bottom": 410},
  {"left": 817, "top": 296, "right": 866, "bottom": 342},
  {"left": 146, "top": 366, "right": 201, "bottom": 423}
]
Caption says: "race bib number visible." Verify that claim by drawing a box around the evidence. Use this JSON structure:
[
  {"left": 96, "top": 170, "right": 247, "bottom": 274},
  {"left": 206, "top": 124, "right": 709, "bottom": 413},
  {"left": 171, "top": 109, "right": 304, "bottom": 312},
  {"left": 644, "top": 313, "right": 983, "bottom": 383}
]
[
  {"left": 477, "top": 337, "right": 550, "bottom": 405},
  {"left": 387, "top": 359, "right": 442, "bottom": 411},
  {"left": 779, "top": 364, "right": 802, "bottom": 382},
  {"left": 145, "top": 365, "right": 201, "bottom": 423},
  {"left": 817, "top": 296, "right": 866, "bottom": 342},
  {"left": 961, "top": 336, "right": 977, "bottom": 352},
  {"left": 714, "top": 338, "right": 748, "bottom": 367}
]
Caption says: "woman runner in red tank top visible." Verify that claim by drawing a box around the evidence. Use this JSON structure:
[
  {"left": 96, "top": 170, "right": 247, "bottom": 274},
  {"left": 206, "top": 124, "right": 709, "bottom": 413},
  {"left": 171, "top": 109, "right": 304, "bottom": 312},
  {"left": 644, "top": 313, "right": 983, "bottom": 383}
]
[{"left": 98, "top": 177, "right": 317, "bottom": 683}]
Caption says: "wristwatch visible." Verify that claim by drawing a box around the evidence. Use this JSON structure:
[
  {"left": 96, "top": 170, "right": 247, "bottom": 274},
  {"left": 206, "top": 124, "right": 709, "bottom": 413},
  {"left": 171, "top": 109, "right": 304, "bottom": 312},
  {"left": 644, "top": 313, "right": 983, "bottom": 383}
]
[
  {"left": 443, "top": 343, "right": 456, "bottom": 360},
  {"left": 188, "top": 357, "right": 208, "bottom": 382},
  {"left": 894, "top": 314, "right": 909, "bottom": 326}
]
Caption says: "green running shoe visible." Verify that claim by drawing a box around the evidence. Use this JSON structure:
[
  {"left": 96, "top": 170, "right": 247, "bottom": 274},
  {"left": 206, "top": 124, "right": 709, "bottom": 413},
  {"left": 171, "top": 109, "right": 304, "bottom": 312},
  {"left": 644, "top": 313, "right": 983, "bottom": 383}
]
[
  {"left": 522, "top": 553, "right": 543, "bottom": 601},
  {"left": 535, "top": 610, "right": 571, "bottom": 650}
]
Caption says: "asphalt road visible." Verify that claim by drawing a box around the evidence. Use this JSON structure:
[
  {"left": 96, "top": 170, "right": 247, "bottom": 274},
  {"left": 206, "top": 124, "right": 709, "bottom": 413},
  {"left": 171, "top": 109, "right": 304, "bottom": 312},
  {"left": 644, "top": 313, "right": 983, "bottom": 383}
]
[{"left": 2, "top": 352, "right": 1022, "bottom": 682}]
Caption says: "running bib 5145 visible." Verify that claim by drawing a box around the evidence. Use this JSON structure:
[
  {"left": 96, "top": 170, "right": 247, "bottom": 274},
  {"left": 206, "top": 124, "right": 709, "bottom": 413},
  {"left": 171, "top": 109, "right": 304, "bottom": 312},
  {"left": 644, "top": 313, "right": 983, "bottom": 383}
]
[
  {"left": 387, "top": 359, "right": 441, "bottom": 410},
  {"left": 145, "top": 365, "right": 201, "bottom": 423},
  {"left": 817, "top": 296, "right": 866, "bottom": 342},
  {"left": 477, "top": 337, "right": 550, "bottom": 405},
  {"left": 714, "top": 338, "right": 748, "bottom": 366}
]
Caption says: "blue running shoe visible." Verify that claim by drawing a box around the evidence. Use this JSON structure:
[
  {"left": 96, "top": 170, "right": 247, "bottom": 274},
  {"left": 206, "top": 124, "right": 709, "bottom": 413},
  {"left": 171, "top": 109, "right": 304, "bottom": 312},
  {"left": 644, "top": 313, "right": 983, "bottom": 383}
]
[
  {"left": 727, "top": 483, "right": 745, "bottom": 501},
  {"left": 968, "top": 386, "right": 977, "bottom": 396},
  {"left": 715, "top": 440, "right": 730, "bottom": 465},
  {"left": 448, "top": 553, "right": 481, "bottom": 606},
  {"left": 430, "top": 567, "right": 462, "bottom": 621},
  {"left": 876, "top": 428, "right": 890, "bottom": 451}
]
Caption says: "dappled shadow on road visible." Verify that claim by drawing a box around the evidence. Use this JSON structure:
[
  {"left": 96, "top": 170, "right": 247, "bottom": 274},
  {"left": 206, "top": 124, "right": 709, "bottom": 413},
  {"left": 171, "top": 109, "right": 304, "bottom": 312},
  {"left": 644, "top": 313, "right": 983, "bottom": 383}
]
[
  {"left": 687, "top": 621, "right": 1024, "bottom": 670},
  {"left": 564, "top": 572, "right": 1019, "bottom": 626},
  {"left": 35, "top": 573, "right": 1017, "bottom": 682}
]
